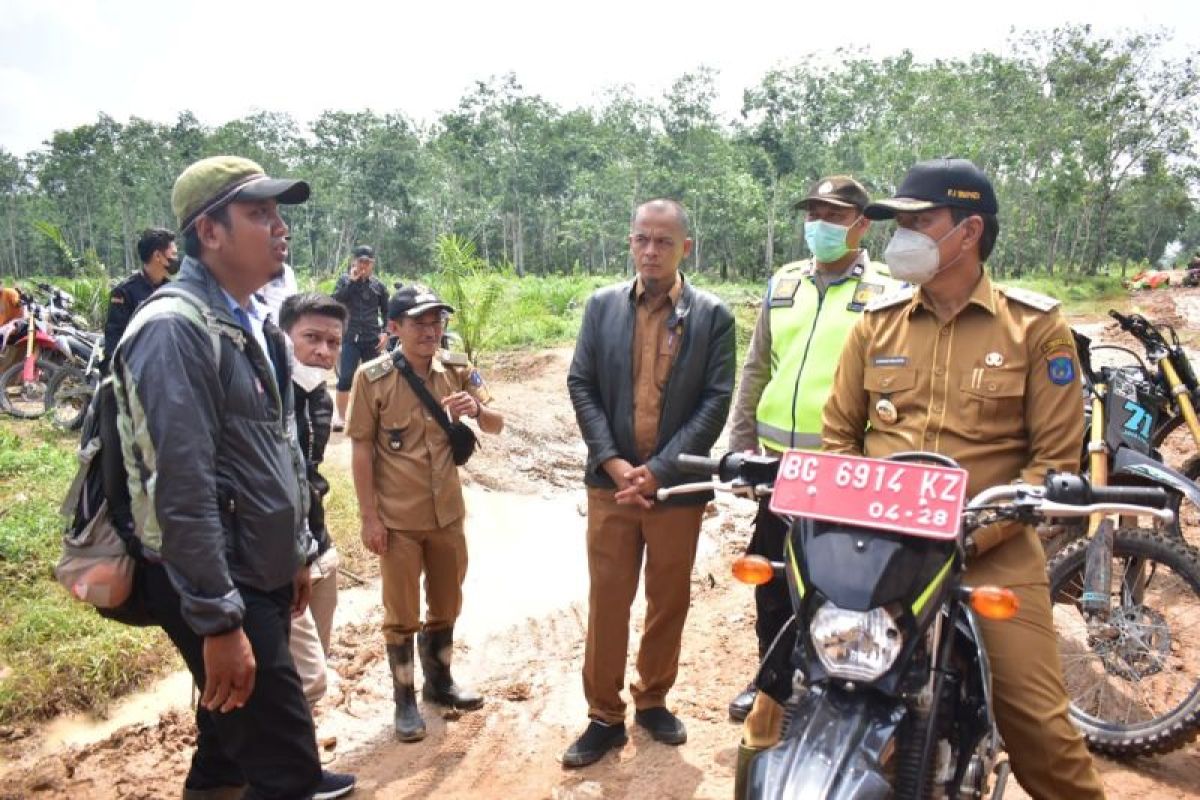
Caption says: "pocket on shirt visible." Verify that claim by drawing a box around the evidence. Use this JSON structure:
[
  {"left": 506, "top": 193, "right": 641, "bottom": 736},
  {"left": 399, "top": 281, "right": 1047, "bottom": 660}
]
[
  {"left": 960, "top": 369, "right": 1025, "bottom": 436},
  {"left": 863, "top": 366, "right": 918, "bottom": 428},
  {"left": 654, "top": 330, "right": 679, "bottom": 389}
]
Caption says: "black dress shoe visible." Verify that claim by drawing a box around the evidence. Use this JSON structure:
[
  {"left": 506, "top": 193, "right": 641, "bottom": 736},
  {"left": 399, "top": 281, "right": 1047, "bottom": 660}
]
[
  {"left": 634, "top": 707, "right": 687, "bottom": 745},
  {"left": 561, "top": 720, "right": 628, "bottom": 768},
  {"left": 729, "top": 683, "right": 757, "bottom": 722}
]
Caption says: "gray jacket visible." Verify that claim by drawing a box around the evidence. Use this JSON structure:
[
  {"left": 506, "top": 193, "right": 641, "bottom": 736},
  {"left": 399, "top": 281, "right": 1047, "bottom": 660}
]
[
  {"left": 114, "top": 257, "right": 311, "bottom": 636},
  {"left": 567, "top": 275, "right": 735, "bottom": 504}
]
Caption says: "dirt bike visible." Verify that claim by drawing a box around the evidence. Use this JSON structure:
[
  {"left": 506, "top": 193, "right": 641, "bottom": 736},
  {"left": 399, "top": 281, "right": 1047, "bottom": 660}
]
[
  {"left": 1035, "top": 326, "right": 1200, "bottom": 757},
  {"left": 661, "top": 451, "right": 1173, "bottom": 799},
  {"left": 44, "top": 327, "right": 102, "bottom": 430},
  {"left": 1108, "top": 309, "right": 1200, "bottom": 535},
  {"left": 0, "top": 289, "right": 73, "bottom": 419}
]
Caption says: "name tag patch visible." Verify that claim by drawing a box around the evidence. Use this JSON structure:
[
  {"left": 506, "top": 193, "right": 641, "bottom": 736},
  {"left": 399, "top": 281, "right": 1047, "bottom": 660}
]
[{"left": 873, "top": 356, "right": 909, "bottom": 367}]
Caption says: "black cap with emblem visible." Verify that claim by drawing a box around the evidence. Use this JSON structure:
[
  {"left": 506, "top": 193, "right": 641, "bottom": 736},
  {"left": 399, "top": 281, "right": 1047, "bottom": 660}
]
[{"left": 865, "top": 158, "right": 998, "bottom": 220}]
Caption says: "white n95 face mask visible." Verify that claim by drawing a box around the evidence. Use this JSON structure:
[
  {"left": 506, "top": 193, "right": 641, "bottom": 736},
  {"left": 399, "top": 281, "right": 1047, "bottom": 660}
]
[{"left": 883, "top": 220, "right": 965, "bottom": 284}]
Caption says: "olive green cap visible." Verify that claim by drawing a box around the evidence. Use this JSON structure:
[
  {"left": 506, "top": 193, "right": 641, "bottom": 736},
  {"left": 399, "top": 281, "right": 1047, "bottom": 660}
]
[{"left": 172, "top": 155, "right": 310, "bottom": 232}]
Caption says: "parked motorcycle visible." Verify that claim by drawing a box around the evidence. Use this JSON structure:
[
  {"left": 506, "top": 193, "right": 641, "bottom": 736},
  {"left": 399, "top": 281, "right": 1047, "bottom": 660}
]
[
  {"left": 661, "top": 450, "right": 1172, "bottom": 799},
  {"left": 0, "top": 289, "right": 73, "bottom": 418}
]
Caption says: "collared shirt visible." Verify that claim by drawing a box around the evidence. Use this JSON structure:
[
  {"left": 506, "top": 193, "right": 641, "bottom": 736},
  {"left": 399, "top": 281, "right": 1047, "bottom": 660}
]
[
  {"left": 221, "top": 289, "right": 273, "bottom": 367},
  {"left": 632, "top": 272, "right": 684, "bottom": 462},
  {"left": 822, "top": 271, "right": 1084, "bottom": 585},
  {"left": 345, "top": 351, "right": 491, "bottom": 531}
]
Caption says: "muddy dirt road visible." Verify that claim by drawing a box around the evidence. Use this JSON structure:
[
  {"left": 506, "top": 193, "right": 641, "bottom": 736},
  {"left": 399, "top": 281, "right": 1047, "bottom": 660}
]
[{"left": 5, "top": 289, "right": 1200, "bottom": 799}]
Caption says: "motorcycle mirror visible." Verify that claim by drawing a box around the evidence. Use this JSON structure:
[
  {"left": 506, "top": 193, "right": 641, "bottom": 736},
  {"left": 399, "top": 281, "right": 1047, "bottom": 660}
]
[
  {"left": 967, "top": 586, "right": 1020, "bottom": 620},
  {"left": 732, "top": 555, "right": 775, "bottom": 586}
]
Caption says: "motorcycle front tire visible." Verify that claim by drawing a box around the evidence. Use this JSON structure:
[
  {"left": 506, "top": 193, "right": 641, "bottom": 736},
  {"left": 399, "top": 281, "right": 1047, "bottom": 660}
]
[
  {"left": 1048, "top": 527, "right": 1200, "bottom": 757},
  {"left": 0, "top": 357, "right": 57, "bottom": 419},
  {"left": 44, "top": 364, "right": 93, "bottom": 430}
]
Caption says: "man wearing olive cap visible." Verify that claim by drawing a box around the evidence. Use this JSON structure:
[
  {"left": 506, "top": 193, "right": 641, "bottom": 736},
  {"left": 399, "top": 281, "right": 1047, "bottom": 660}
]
[{"left": 111, "top": 156, "right": 354, "bottom": 799}]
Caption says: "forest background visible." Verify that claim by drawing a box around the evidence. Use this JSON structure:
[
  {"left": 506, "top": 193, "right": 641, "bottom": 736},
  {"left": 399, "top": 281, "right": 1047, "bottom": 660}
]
[{"left": 1, "top": 25, "right": 1198, "bottom": 288}]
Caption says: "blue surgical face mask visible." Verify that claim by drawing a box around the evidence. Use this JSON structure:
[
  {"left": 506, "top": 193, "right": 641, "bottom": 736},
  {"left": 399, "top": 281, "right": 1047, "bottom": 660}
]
[{"left": 804, "top": 218, "right": 859, "bottom": 264}]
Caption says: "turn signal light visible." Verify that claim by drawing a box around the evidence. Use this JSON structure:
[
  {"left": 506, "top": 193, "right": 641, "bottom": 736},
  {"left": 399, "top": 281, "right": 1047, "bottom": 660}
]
[
  {"left": 732, "top": 555, "right": 775, "bottom": 586},
  {"left": 969, "top": 586, "right": 1019, "bottom": 620}
]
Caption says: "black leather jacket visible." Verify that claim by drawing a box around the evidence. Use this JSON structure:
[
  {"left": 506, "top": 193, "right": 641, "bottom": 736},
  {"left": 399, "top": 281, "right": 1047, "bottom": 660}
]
[
  {"left": 567, "top": 275, "right": 735, "bottom": 505},
  {"left": 332, "top": 273, "right": 388, "bottom": 339}
]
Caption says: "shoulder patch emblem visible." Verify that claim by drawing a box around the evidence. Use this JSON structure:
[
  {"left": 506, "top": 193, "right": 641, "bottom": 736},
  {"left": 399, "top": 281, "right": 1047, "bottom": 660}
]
[
  {"left": 866, "top": 286, "right": 916, "bottom": 312},
  {"left": 1047, "top": 355, "right": 1076, "bottom": 385},
  {"left": 109, "top": 293, "right": 125, "bottom": 304},
  {"left": 849, "top": 281, "right": 886, "bottom": 312},
  {"left": 1001, "top": 286, "right": 1061, "bottom": 312},
  {"left": 769, "top": 277, "right": 801, "bottom": 308},
  {"left": 362, "top": 355, "right": 395, "bottom": 382}
]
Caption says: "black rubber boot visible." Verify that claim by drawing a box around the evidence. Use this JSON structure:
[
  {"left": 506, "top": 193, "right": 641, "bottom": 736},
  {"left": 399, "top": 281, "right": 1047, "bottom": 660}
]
[
  {"left": 734, "top": 741, "right": 765, "bottom": 800},
  {"left": 387, "top": 639, "right": 426, "bottom": 742},
  {"left": 418, "top": 626, "right": 484, "bottom": 710}
]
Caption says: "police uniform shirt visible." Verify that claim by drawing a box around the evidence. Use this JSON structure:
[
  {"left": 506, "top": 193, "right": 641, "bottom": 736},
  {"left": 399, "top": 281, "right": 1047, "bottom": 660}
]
[
  {"left": 822, "top": 271, "right": 1083, "bottom": 585},
  {"left": 345, "top": 350, "right": 492, "bottom": 531}
]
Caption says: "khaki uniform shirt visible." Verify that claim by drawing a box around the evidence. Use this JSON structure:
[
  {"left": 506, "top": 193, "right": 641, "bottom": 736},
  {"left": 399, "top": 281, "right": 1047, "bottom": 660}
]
[
  {"left": 822, "top": 272, "right": 1084, "bottom": 586},
  {"left": 346, "top": 350, "right": 492, "bottom": 531},
  {"left": 632, "top": 273, "right": 684, "bottom": 462}
]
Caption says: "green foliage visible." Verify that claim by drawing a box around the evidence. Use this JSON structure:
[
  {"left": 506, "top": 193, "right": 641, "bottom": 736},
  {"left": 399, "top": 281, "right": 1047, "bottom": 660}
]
[
  {"left": 432, "top": 235, "right": 508, "bottom": 362},
  {"left": 0, "top": 422, "right": 176, "bottom": 723},
  {"left": 0, "top": 26, "right": 1195, "bottom": 285}
]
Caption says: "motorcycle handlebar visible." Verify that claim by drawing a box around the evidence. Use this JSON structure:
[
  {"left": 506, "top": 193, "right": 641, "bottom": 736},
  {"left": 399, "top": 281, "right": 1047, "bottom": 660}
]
[
  {"left": 1088, "top": 485, "right": 1171, "bottom": 509},
  {"left": 676, "top": 453, "right": 723, "bottom": 476}
]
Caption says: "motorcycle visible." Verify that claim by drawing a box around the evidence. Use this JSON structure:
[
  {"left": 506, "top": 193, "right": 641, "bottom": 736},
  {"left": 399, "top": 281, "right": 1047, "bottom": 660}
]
[
  {"left": 660, "top": 450, "right": 1172, "bottom": 799},
  {"left": 0, "top": 288, "right": 74, "bottom": 419}
]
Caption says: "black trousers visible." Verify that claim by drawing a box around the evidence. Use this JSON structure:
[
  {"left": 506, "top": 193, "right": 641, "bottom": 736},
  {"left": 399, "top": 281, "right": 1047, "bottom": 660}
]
[
  {"left": 746, "top": 498, "right": 796, "bottom": 703},
  {"left": 143, "top": 563, "right": 321, "bottom": 799}
]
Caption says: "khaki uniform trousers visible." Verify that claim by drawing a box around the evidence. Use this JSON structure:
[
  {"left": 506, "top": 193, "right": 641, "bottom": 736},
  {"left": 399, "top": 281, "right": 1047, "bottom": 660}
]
[
  {"left": 289, "top": 547, "right": 340, "bottom": 705},
  {"left": 381, "top": 519, "right": 468, "bottom": 645},
  {"left": 583, "top": 488, "right": 705, "bottom": 724}
]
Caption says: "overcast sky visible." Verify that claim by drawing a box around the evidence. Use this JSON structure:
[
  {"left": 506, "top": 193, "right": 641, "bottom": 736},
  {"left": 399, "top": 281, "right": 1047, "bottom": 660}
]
[{"left": 1, "top": 0, "right": 1196, "bottom": 156}]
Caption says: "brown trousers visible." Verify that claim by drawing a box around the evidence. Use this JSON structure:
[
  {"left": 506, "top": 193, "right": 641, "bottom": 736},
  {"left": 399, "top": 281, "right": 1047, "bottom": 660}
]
[
  {"left": 583, "top": 488, "right": 705, "bottom": 724},
  {"left": 380, "top": 520, "right": 468, "bottom": 645}
]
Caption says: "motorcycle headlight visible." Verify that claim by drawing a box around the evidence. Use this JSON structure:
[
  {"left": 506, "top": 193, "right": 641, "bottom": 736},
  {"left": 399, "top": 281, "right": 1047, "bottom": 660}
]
[{"left": 810, "top": 603, "right": 904, "bottom": 682}]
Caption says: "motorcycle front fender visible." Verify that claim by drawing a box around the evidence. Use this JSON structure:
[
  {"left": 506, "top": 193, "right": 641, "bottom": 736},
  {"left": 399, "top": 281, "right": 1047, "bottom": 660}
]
[
  {"left": 1112, "top": 447, "right": 1200, "bottom": 509},
  {"left": 746, "top": 686, "right": 904, "bottom": 800}
]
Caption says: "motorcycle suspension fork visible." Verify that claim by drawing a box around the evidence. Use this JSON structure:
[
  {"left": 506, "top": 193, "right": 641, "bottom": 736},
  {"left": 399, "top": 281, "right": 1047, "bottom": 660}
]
[
  {"left": 21, "top": 310, "right": 38, "bottom": 383},
  {"left": 1160, "top": 358, "right": 1200, "bottom": 446},
  {"left": 1087, "top": 391, "right": 1108, "bottom": 537}
]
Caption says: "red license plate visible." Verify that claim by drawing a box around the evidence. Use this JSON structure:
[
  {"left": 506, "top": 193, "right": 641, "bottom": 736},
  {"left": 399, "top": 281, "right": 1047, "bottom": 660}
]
[{"left": 768, "top": 451, "right": 969, "bottom": 540}]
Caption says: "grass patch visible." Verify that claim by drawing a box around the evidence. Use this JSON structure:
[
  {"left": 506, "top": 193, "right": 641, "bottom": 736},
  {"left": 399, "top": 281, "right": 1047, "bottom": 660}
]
[
  {"left": 1005, "top": 274, "right": 1127, "bottom": 316},
  {"left": 322, "top": 468, "right": 377, "bottom": 583},
  {"left": 0, "top": 420, "right": 177, "bottom": 724}
]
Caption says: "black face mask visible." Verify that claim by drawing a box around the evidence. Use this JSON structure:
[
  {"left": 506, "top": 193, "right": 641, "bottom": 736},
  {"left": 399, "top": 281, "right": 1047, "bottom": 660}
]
[{"left": 165, "top": 256, "right": 181, "bottom": 275}]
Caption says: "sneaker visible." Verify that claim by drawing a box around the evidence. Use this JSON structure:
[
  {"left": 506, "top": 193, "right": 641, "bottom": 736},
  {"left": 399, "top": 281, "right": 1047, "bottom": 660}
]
[
  {"left": 331, "top": 419, "right": 345, "bottom": 433},
  {"left": 561, "top": 720, "right": 628, "bottom": 768},
  {"left": 635, "top": 706, "right": 687, "bottom": 745},
  {"left": 313, "top": 770, "right": 356, "bottom": 800}
]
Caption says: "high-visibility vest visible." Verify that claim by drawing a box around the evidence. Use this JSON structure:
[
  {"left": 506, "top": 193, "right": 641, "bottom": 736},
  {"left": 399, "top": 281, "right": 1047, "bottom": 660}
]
[{"left": 755, "top": 256, "right": 897, "bottom": 451}]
